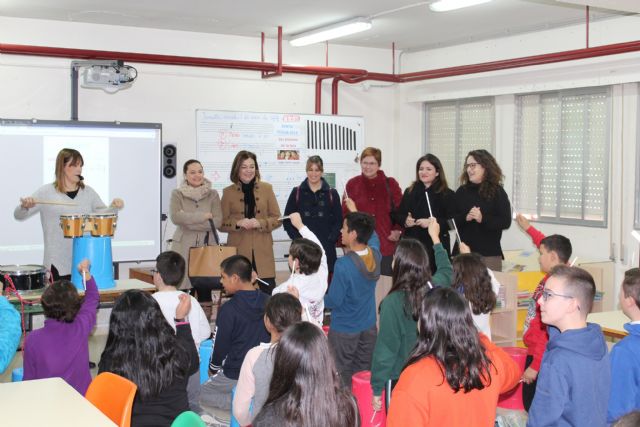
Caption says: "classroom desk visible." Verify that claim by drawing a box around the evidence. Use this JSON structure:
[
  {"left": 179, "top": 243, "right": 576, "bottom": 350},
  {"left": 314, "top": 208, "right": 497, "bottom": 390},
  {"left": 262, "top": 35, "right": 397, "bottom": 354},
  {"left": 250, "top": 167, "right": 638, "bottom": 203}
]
[
  {"left": 587, "top": 310, "right": 628, "bottom": 339},
  {"left": 0, "top": 377, "right": 117, "bottom": 426},
  {"left": 7, "top": 279, "right": 155, "bottom": 331}
]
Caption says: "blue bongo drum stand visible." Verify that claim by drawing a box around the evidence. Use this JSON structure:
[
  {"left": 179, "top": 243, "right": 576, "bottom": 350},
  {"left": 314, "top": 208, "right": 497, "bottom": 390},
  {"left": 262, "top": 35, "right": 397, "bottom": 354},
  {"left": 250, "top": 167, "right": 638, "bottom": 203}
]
[{"left": 71, "top": 236, "right": 115, "bottom": 289}]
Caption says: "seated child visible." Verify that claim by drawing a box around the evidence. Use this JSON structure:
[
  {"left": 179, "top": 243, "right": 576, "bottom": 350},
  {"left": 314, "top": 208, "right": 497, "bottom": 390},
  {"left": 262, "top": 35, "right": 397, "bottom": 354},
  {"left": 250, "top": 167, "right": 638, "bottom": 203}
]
[
  {"left": 516, "top": 213, "right": 572, "bottom": 410},
  {"left": 199, "top": 255, "right": 270, "bottom": 414},
  {"left": 23, "top": 259, "right": 98, "bottom": 394},
  {"left": 99, "top": 290, "right": 198, "bottom": 426},
  {"left": 324, "top": 211, "right": 380, "bottom": 388},
  {"left": 608, "top": 268, "right": 640, "bottom": 423},
  {"left": 272, "top": 212, "right": 327, "bottom": 327},
  {"left": 152, "top": 251, "right": 211, "bottom": 413},
  {"left": 527, "top": 266, "right": 610, "bottom": 427},
  {"left": 233, "top": 293, "right": 302, "bottom": 426}
]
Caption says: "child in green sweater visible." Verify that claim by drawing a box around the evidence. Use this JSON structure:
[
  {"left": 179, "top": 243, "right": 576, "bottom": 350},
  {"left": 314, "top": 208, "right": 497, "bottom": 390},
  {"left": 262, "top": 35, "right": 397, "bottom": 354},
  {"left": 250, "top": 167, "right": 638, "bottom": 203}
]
[{"left": 370, "top": 220, "right": 452, "bottom": 412}]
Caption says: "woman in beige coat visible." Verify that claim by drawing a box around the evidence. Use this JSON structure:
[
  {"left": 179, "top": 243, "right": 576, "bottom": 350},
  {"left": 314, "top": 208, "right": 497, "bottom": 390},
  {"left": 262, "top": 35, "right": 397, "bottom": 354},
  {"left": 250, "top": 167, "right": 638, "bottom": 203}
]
[
  {"left": 220, "top": 151, "right": 281, "bottom": 294},
  {"left": 170, "top": 159, "right": 222, "bottom": 307}
]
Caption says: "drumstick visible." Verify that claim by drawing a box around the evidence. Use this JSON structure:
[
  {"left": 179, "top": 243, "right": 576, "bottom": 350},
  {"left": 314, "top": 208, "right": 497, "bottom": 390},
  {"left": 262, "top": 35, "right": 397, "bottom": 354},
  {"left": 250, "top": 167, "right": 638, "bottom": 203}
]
[
  {"left": 451, "top": 218, "right": 462, "bottom": 246},
  {"left": 81, "top": 270, "right": 86, "bottom": 291},
  {"left": 34, "top": 199, "right": 78, "bottom": 207},
  {"left": 425, "top": 191, "right": 433, "bottom": 217},
  {"left": 278, "top": 215, "right": 291, "bottom": 221}
]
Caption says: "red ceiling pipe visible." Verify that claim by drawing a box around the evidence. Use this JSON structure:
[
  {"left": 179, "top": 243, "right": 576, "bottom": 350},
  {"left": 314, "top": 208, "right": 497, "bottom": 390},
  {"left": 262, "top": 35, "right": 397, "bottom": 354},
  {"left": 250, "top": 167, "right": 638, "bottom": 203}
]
[
  {"left": 0, "top": 43, "right": 377, "bottom": 78},
  {"left": 586, "top": 6, "right": 590, "bottom": 48},
  {"left": 331, "top": 74, "right": 371, "bottom": 115},
  {"left": 262, "top": 26, "right": 283, "bottom": 78},
  {"left": 398, "top": 40, "right": 640, "bottom": 82},
  {"left": 315, "top": 76, "right": 332, "bottom": 114}
]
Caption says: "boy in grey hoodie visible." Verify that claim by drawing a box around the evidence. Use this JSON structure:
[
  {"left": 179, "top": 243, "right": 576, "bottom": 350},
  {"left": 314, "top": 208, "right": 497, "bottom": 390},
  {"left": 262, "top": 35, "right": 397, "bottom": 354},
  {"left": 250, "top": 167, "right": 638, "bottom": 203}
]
[{"left": 527, "top": 265, "right": 610, "bottom": 427}]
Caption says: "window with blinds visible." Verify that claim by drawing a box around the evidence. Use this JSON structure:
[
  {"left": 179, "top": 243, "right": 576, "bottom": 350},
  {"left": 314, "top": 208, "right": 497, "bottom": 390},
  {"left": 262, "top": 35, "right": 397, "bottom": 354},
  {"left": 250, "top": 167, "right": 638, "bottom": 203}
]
[
  {"left": 514, "top": 87, "right": 610, "bottom": 227},
  {"left": 425, "top": 98, "right": 495, "bottom": 184}
]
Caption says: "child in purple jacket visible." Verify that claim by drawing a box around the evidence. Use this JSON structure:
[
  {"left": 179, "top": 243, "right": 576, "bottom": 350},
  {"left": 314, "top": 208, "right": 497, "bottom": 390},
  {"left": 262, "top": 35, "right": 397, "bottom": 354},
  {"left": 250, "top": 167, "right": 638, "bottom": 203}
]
[{"left": 23, "top": 259, "right": 99, "bottom": 394}]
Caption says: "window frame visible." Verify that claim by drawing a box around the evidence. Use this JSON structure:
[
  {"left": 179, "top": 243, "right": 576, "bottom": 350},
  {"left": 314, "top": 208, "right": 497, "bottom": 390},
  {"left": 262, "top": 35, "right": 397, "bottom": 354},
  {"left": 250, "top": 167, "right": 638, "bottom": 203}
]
[{"left": 513, "top": 86, "right": 611, "bottom": 228}]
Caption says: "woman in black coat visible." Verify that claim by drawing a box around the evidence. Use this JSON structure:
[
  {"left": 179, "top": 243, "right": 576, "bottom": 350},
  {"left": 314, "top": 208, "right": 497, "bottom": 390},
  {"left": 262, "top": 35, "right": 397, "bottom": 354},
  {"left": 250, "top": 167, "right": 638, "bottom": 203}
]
[
  {"left": 394, "top": 154, "right": 456, "bottom": 273},
  {"left": 283, "top": 156, "right": 342, "bottom": 274},
  {"left": 454, "top": 149, "right": 511, "bottom": 271}
]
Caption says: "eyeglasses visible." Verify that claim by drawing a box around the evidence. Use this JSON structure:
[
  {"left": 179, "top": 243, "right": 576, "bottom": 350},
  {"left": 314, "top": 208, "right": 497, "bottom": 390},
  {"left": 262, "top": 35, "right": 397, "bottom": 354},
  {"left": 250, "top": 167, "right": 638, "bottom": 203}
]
[
  {"left": 465, "top": 162, "right": 479, "bottom": 170},
  {"left": 540, "top": 289, "right": 574, "bottom": 302},
  {"left": 150, "top": 269, "right": 158, "bottom": 275}
]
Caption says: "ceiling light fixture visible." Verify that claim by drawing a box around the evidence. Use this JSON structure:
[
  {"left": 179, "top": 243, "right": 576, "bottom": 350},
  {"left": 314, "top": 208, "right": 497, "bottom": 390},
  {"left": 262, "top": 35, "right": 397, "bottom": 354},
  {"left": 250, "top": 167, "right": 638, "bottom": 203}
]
[
  {"left": 290, "top": 17, "right": 372, "bottom": 47},
  {"left": 429, "top": 0, "right": 493, "bottom": 12}
]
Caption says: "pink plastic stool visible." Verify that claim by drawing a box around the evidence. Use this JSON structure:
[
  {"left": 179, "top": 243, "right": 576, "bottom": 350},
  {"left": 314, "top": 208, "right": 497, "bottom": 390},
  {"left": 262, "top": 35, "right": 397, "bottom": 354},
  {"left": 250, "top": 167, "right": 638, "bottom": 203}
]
[
  {"left": 498, "top": 347, "right": 527, "bottom": 410},
  {"left": 351, "top": 371, "right": 386, "bottom": 427}
]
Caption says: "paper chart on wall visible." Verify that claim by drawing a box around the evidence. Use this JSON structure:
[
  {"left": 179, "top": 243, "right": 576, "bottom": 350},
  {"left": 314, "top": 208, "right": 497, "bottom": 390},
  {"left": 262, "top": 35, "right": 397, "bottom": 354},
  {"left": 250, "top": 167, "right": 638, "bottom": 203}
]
[{"left": 196, "top": 110, "right": 364, "bottom": 241}]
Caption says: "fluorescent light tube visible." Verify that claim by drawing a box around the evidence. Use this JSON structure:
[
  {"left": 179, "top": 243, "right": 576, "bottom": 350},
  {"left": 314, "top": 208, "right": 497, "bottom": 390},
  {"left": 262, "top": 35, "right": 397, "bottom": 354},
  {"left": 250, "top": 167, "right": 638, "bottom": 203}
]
[
  {"left": 429, "top": 0, "right": 492, "bottom": 12},
  {"left": 290, "top": 17, "right": 372, "bottom": 47}
]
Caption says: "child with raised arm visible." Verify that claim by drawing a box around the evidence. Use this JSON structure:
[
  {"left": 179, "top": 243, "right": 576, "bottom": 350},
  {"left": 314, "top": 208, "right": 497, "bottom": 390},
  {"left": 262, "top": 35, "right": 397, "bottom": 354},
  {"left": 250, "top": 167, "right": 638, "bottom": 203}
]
[
  {"left": 370, "top": 221, "right": 452, "bottom": 412},
  {"left": 23, "top": 259, "right": 98, "bottom": 394},
  {"left": 516, "top": 213, "right": 572, "bottom": 410},
  {"left": 608, "top": 268, "right": 640, "bottom": 423},
  {"left": 272, "top": 212, "right": 327, "bottom": 327},
  {"left": 325, "top": 211, "right": 381, "bottom": 388},
  {"left": 151, "top": 251, "right": 211, "bottom": 413}
]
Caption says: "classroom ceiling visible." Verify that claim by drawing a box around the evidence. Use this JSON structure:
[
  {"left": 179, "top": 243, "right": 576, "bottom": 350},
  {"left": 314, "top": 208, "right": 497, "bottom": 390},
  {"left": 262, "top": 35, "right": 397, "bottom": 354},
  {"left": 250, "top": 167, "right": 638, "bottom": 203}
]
[{"left": 0, "top": 0, "right": 637, "bottom": 52}]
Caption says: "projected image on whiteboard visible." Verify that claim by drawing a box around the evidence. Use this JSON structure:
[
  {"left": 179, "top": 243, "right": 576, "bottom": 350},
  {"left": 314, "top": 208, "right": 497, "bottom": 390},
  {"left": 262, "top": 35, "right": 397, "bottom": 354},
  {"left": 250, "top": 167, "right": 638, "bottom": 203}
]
[{"left": 0, "top": 120, "right": 162, "bottom": 266}]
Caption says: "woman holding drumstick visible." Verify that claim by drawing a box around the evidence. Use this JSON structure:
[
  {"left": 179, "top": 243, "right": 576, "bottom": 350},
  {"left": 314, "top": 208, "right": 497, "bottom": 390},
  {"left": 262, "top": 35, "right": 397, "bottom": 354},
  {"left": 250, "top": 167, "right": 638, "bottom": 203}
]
[
  {"left": 14, "top": 148, "right": 124, "bottom": 280},
  {"left": 395, "top": 154, "right": 456, "bottom": 274}
]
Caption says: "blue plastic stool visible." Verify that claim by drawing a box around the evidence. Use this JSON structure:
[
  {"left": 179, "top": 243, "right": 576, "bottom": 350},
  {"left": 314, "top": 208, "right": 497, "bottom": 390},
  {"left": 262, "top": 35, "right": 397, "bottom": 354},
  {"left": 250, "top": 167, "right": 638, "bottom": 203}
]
[
  {"left": 12, "top": 367, "right": 23, "bottom": 382},
  {"left": 199, "top": 339, "right": 213, "bottom": 384},
  {"left": 230, "top": 385, "right": 240, "bottom": 427}
]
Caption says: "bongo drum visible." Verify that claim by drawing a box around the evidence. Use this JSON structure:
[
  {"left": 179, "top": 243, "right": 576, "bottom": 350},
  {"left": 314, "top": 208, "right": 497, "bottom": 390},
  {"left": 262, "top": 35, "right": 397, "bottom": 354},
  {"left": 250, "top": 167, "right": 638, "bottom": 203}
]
[
  {"left": 84, "top": 213, "right": 117, "bottom": 237},
  {"left": 59, "top": 214, "right": 85, "bottom": 238},
  {"left": 0, "top": 264, "right": 47, "bottom": 294}
]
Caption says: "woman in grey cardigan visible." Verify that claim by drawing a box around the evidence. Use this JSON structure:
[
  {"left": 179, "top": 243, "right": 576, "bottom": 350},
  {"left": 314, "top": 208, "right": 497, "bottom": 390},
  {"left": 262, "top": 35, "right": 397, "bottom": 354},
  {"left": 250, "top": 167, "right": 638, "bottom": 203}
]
[
  {"left": 170, "top": 159, "right": 222, "bottom": 315},
  {"left": 14, "top": 148, "right": 123, "bottom": 279}
]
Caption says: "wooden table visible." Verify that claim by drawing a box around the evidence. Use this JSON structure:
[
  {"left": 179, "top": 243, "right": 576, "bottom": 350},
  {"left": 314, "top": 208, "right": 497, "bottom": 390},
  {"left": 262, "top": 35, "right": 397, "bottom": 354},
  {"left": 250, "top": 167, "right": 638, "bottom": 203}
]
[
  {"left": 8, "top": 279, "right": 155, "bottom": 331},
  {"left": 0, "top": 377, "right": 117, "bottom": 426},
  {"left": 588, "top": 310, "right": 628, "bottom": 339},
  {"left": 129, "top": 267, "right": 154, "bottom": 285}
]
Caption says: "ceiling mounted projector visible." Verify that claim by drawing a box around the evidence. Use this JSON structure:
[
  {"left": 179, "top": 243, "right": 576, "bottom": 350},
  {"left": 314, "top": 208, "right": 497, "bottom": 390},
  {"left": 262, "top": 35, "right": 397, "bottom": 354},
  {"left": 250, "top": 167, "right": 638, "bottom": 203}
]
[{"left": 79, "top": 62, "right": 138, "bottom": 93}]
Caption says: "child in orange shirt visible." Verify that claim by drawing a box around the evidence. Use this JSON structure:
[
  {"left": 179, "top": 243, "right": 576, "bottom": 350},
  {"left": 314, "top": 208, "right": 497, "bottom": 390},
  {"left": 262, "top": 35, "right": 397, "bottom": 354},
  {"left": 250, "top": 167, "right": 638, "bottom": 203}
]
[{"left": 387, "top": 287, "right": 520, "bottom": 427}]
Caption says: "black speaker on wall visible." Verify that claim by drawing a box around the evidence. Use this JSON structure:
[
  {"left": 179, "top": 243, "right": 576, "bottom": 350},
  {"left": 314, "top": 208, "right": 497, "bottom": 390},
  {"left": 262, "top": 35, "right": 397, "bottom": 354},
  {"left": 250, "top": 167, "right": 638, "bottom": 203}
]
[{"left": 161, "top": 143, "right": 177, "bottom": 219}]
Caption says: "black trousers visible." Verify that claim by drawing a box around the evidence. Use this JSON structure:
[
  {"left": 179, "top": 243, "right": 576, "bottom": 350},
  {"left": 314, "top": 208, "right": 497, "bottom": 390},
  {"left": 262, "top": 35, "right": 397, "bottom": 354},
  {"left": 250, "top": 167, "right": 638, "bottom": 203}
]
[{"left": 522, "top": 354, "right": 538, "bottom": 411}]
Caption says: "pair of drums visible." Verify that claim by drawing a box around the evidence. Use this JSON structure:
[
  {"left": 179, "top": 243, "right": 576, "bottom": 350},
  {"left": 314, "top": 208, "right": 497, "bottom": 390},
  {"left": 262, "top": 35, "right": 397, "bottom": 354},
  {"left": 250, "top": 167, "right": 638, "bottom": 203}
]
[{"left": 60, "top": 213, "right": 117, "bottom": 238}]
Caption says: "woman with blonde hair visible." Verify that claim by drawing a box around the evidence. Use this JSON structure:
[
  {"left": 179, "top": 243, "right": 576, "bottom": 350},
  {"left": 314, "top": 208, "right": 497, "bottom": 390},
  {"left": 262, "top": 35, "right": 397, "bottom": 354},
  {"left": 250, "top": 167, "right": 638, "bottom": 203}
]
[
  {"left": 283, "top": 155, "right": 342, "bottom": 274},
  {"left": 14, "top": 148, "right": 123, "bottom": 279}
]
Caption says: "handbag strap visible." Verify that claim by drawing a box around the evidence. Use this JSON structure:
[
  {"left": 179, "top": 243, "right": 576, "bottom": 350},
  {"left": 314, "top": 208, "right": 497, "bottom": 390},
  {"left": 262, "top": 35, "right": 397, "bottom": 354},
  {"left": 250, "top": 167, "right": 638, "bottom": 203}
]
[
  {"left": 208, "top": 219, "right": 221, "bottom": 245},
  {"left": 385, "top": 177, "right": 396, "bottom": 212}
]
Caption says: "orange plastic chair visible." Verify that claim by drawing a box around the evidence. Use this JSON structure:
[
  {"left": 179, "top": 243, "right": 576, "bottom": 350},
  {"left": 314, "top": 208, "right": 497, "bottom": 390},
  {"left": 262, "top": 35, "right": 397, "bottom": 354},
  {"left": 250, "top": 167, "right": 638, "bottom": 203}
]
[{"left": 85, "top": 372, "right": 138, "bottom": 427}]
